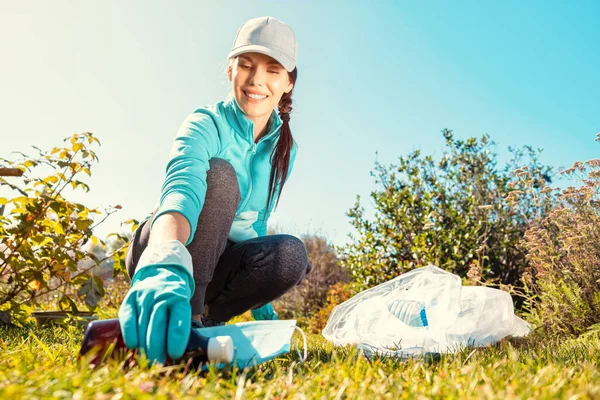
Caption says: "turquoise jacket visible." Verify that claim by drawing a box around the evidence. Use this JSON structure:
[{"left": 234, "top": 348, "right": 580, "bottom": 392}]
[{"left": 151, "top": 95, "right": 297, "bottom": 246}]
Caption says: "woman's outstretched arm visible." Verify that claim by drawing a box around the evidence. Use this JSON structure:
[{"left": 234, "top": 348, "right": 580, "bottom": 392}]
[{"left": 148, "top": 211, "right": 191, "bottom": 246}]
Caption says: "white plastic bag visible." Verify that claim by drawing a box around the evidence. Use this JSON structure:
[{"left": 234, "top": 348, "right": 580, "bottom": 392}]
[{"left": 322, "top": 266, "right": 530, "bottom": 358}]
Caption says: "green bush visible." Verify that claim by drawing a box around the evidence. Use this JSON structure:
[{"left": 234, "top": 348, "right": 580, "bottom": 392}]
[
  {"left": 0, "top": 133, "right": 133, "bottom": 325},
  {"left": 340, "top": 130, "right": 555, "bottom": 294},
  {"left": 520, "top": 141, "right": 600, "bottom": 337}
]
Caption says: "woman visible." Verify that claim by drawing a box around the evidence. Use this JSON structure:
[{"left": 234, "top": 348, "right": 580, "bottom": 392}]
[{"left": 118, "top": 16, "right": 312, "bottom": 365}]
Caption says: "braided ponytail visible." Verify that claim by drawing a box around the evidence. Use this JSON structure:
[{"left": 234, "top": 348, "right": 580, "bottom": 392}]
[{"left": 266, "top": 67, "right": 298, "bottom": 213}]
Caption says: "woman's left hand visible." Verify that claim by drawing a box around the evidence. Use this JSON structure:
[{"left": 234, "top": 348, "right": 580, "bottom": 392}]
[{"left": 251, "top": 303, "right": 278, "bottom": 320}]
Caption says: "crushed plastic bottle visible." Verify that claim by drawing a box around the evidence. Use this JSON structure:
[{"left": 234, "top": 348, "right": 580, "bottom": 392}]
[
  {"left": 388, "top": 300, "right": 428, "bottom": 327},
  {"left": 78, "top": 318, "right": 234, "bottom": 369}
]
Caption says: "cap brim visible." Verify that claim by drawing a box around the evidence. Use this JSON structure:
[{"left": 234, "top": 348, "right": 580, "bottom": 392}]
[{"left": 227, "top": 45, "right": 295, "bottom": 72}]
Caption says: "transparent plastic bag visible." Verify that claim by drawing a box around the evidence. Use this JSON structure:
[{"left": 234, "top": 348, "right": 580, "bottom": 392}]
[{"left": 322, "top": 266, "right": 530, "bottom": 358}]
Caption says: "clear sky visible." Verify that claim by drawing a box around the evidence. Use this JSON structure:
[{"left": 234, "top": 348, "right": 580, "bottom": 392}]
[{"left": 1, "top": 1, "right": 599, "bottom": 245}]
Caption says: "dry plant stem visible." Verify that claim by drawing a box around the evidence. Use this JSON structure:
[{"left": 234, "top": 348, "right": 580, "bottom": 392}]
[{"left": 0, "top": 168, "right": 24, "bottom": 177}]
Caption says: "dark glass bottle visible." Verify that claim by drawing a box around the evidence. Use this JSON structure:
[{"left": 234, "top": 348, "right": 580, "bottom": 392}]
[{"left": 78, "top": 318, "right": 233, "bottom": 370}]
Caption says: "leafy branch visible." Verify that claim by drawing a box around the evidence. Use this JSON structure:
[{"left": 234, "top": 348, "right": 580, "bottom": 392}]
[{"left": 0, "top": 132, "right": 133, "bottom": 325}]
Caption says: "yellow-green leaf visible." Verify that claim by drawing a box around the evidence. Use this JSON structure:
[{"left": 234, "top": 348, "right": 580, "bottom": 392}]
[
  {"left": 53, "top": 221, "right": 65, "bottom": 235},
  {"left": 39, "top": 237, "right": 54, "bottom": 247},
  {"left": 44, "top": 176, "right": 58, "bottom": 184},
  {"left": 12, "top": 196, "right": 29, "bottom": 204},
  {"left": 28, "top": 280, "right": 41, "bottom": 290},
  {"left": 30, "top": 234, "right": 46, "bottom": 245}
]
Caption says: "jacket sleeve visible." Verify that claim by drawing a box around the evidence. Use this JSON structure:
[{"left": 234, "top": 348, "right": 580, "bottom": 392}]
[
  {"left": 151, "top": 110, "right": 220, "bottom": 245},
  {"left": 252, "top": 141, "right": 298, "bottom": 237}
]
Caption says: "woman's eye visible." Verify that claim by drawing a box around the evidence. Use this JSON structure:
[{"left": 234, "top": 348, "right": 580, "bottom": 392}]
[{"left": 239, "top": 64, "right": 278, "bottom": 74}]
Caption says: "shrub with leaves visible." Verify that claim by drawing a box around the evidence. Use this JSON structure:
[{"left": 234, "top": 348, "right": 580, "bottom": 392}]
[
  {"left": 274, "top": 234, "right": 349, "bottom": 324},
  {"left": 0, "top": 132, "right": 133, "bottom": 325},
  {"left": 307, "top": 281, "right": 354, "bottom": 334},
  {"left": 340, "top": 129, "right": 555, "bottom": 293},
  {"left": 520, "top": 139, "right": 600, "bottom": 337}
]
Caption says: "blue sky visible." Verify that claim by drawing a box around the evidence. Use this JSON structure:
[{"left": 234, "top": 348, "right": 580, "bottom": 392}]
[{"left": 1, "top": 1, "right": 599, "bottom": 245}]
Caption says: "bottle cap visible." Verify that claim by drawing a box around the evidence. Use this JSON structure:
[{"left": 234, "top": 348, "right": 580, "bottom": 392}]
[{"left": 207, "top": 336, "right": 234, "bottom": 363}]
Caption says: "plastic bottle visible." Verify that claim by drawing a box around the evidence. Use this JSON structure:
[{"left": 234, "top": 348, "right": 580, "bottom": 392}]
[
  {"left": 78, "top": 318, "right": 234, "bottom": 369},
  {"left": 388, "top": 300, "right": 429, "bottom": 327}
]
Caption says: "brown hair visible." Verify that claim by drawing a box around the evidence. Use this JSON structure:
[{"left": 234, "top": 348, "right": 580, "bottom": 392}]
[{"left": 267, "top": 67, "right": 298, "bottom": 213}]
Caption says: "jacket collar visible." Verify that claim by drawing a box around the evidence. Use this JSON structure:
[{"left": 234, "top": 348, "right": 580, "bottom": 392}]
[{"left": 223, "top": 95, "right": 283, "bottom": 144}]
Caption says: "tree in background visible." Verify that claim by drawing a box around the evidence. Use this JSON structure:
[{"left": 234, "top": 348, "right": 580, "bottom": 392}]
[
  {"left": 0, "top": 133, "right": 134, "bottom": 325},
  {"left": 340, "top": 129, "right": 555, "bottom": 296}
]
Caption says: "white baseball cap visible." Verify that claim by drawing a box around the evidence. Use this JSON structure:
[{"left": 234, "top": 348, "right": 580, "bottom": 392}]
[{"left": 227, "top": 16, "right": 298, "bottom": 72}]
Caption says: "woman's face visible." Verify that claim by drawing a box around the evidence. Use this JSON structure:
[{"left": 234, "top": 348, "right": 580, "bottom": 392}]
[{"left": 228, "top": 52, "right": 294, "bottom": 122}]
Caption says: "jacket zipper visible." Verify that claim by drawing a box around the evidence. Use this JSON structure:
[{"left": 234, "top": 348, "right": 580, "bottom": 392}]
[
  {"left": 238, "top": 121, "right": 280, "bottom": 212},
  {"left": 239, "top": 141, "right": 258, "bottom": 211}
]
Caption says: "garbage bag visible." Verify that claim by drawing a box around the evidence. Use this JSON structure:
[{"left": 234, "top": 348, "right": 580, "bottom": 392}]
[{"left": 322, "top": 265, "right": 530, "bottom": 358}]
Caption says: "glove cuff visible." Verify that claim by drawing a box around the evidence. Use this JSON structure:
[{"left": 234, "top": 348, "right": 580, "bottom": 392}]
[
  {"left": 251, "top": 303, "right": 278, "bottom": 320},
  {"left": 135, "top": 240, "right": 194, "bottom": 282}
]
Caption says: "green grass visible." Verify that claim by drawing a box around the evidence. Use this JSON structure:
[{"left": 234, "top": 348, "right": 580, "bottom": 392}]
[{"left": 1, "top": 315, "right": 599, "bottom": 399}]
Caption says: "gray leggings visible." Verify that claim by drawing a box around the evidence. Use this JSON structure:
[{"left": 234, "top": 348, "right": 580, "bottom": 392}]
[{"left": 125, "top": 158, "right": 312, "bottom": 321}]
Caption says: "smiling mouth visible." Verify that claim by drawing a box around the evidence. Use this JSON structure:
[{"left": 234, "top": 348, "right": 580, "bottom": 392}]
[{"left": 243, "top": 90, "right": 268, "bottom": 100}]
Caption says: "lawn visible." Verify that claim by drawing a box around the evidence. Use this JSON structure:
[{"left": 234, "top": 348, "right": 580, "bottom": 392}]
[{"left": 1, "top": 309, "right": 599, "bottom": 399}]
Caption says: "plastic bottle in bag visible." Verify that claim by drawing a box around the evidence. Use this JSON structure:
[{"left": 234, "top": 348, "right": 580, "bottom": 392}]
[
  {"left": 388, "top": 300, "right": 429, "bottom": 327},
  {"left": 323, "top": 266, "right": 531, "bottom": 358}
]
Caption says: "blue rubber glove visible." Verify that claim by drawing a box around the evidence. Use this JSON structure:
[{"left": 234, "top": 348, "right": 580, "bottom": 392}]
[
  {"left": 118, "top": 240, "right": 195, "bottom": 365},
  {"left": 251, "top": 302, "right": 278, "bottom": 320}
]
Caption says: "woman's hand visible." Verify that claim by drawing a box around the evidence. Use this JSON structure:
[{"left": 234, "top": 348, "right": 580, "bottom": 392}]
[
  {"left": 251, "top": 303, "right": 278, "bottom": 320},
  {"left": 118, "top": 213, "right": 195, "bottom": 365}
]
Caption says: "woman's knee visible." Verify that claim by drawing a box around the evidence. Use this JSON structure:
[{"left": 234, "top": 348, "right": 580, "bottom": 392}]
[
  {"left": 205, "top": 158, "right": 241, "bottom": 209},
  {"left": 269, "top": 234, "right": 312, "bottom": 288}
]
